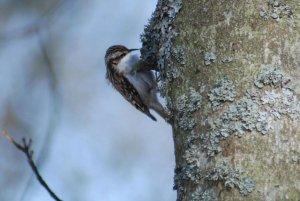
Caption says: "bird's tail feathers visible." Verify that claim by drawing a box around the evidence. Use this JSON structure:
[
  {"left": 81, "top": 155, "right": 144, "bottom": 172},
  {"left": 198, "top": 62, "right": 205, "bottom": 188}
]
[
  {"left": 150, "top": 101, "right": 172, "bottom": 123},
  {"left": 145, "top": 111, "right": 157, "bottom": 121}
]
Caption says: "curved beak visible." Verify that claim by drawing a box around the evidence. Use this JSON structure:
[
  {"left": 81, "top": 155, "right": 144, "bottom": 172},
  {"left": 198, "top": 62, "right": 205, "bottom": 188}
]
[{"left": 128, "top": 48, "right": 139, "bottom": 52}]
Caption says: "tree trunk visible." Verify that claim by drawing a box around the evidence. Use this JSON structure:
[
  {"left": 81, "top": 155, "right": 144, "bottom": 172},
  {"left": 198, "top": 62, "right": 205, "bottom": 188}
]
[{"left": 141, "top": 0, "right": 300, "bottom": 200}]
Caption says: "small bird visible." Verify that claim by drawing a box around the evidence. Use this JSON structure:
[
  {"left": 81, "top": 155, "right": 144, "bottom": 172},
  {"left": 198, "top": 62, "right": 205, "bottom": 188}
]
[{"left": 104, "top": 45, "right": 168, "bottom": 121}]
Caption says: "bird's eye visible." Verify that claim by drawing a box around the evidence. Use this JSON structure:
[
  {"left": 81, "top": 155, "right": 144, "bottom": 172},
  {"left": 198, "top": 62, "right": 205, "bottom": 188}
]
[{"left": 120, "top": 53, "right": 126, "bottom": 58}]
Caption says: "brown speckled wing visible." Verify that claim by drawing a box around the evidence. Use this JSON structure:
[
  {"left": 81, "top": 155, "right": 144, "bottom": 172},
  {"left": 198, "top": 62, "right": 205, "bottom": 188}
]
[{"left": 107, "top": 69, "right": 156, "bottom": 121}]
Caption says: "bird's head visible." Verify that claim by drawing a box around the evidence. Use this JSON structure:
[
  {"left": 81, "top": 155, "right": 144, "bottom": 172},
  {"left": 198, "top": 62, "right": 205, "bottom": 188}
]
[{"left": 105, "top": 45, "right": 138, "bottom": 69}]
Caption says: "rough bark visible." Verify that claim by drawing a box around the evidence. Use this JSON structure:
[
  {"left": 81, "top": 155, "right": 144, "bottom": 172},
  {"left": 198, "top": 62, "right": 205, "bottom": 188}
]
[{"left": 141, "top": 0, "right": 300, "bottom": 201}]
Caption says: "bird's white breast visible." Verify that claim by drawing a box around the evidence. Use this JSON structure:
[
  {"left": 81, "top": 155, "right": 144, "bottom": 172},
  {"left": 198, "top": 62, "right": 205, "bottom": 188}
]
[{"left": 116, "top": 51, "right": 140, "bottom": 74}]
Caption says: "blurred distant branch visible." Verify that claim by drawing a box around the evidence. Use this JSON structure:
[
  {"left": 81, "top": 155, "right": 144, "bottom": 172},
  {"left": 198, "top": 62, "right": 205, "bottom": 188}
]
[
  {"left": 18, "top": 13, "right": 63, "bottom": 201},
  {"left": 1, "top": 1, "right": 64, "bottom": 200},
  {"left": 0, "top": 0, "right": 63, "bottom": 40},
  {"left": 36, "top": 29, "right": 56, "bottom": 86},
  {"left": 2, "top": 131, "right": 62, "bottom": 201}
]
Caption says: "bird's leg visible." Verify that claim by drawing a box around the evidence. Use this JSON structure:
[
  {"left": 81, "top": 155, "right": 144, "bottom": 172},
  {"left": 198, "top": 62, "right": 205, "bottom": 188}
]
[{"left": 155, "top": 71, "right": 162, "bottom": 83}]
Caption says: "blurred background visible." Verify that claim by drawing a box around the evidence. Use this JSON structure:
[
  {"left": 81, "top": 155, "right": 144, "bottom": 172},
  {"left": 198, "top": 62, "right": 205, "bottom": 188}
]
[{"left": 0, "top": 0, "right": 175, "bottom": 201}]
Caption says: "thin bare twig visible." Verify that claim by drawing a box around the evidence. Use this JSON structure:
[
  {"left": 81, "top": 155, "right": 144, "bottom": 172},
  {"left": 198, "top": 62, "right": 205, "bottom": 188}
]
[{"left": 2, "top": 131, "right": 62, "bottom": 201}]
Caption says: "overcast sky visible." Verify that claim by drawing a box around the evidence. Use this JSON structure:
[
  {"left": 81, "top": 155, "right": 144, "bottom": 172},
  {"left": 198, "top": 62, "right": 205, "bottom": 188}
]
[{"left": 0, "top": 0, "right": 176, "bottom": 201}]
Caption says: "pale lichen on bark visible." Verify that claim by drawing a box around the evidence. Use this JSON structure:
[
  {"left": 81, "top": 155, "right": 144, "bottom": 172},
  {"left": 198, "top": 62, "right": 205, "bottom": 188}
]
[
  {"left": 141, "top": 0, "right": 300, "bottom": 200},
  {"left": 208, "top": 79, "right": 237, "bottom": 111}
]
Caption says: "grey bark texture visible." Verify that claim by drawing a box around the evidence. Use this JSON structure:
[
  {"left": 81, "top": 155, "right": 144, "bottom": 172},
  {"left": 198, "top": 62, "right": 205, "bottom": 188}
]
[{"left": 141, "top": 0, "right": 300, "bottom": 201}]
